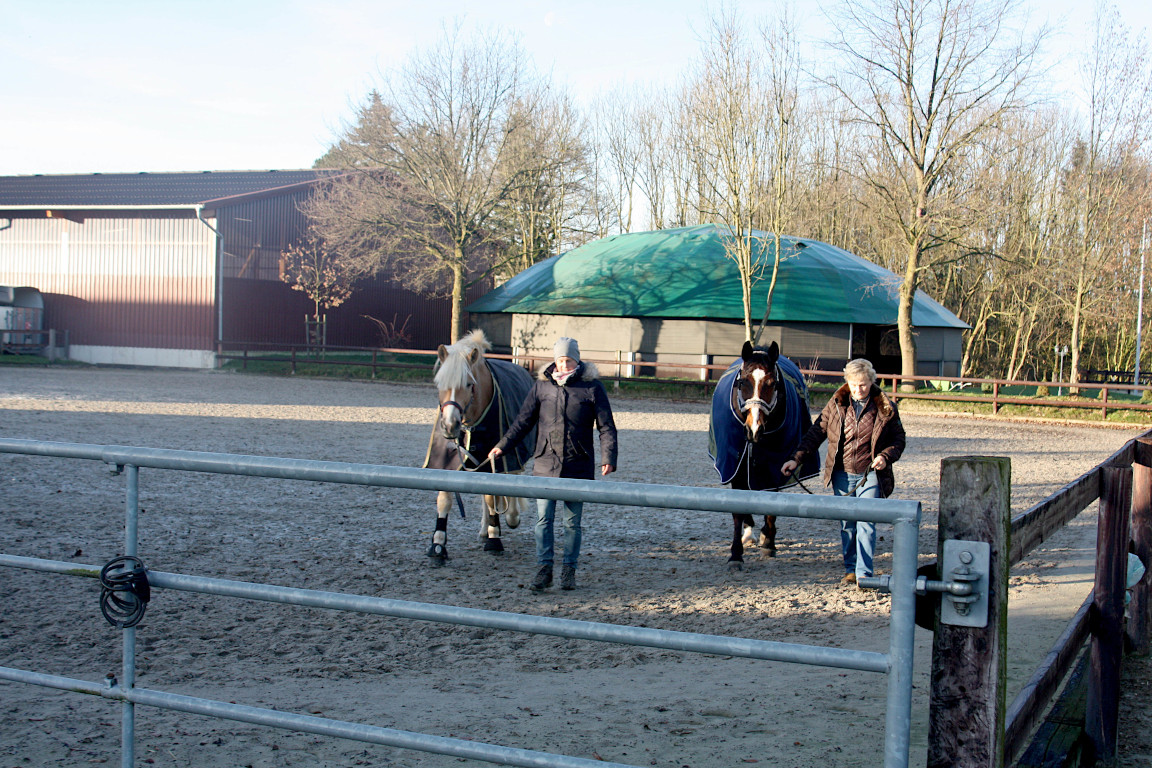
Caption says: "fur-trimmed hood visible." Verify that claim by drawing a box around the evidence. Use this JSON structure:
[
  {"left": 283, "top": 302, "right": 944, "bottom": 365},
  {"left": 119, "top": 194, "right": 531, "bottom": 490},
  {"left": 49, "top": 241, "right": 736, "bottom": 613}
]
[
  {"left": 830, "top": 382, "right": 895, "bottom": 418},
  {"left": 538, "top": 360, "right": 601, "bottom": 383}
]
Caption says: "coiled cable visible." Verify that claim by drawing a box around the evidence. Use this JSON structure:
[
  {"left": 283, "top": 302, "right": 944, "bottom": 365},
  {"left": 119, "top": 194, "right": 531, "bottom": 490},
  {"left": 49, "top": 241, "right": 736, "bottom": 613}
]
[{"left": 99, "top": 556, "right": 151, "bottom": 628}]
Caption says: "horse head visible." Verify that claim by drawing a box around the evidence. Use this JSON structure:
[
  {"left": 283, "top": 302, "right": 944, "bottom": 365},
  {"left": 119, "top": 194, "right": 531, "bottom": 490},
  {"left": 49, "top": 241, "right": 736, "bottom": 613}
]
[
  {"left": 434, "top": 330, "right": 492, "bottom": 441},
  {"left": 735, "top": 340, "right": 782, "bottom": 443}
]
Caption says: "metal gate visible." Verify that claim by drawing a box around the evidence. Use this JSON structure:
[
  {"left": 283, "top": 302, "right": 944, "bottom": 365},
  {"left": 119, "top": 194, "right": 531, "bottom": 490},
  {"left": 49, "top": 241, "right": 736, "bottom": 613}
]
[{"left": 0, "top": 438, "right": 923, "bottom": 768}]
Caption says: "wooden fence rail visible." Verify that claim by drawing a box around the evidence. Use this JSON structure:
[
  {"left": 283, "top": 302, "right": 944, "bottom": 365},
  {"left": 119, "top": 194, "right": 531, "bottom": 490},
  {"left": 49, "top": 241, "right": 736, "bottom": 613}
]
[
  {"left": 928, "top": 428, "right": 1152, "bottom": 768},
  {"left": 212, "top": 343, "right": 1152, "bottom": 420}
]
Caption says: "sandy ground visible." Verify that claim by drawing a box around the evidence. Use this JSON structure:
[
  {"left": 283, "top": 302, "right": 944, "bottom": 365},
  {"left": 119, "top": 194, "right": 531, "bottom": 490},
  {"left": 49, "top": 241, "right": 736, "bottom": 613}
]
[{"left": 0, "top": 366, "right": 1148, "bottom": 767}]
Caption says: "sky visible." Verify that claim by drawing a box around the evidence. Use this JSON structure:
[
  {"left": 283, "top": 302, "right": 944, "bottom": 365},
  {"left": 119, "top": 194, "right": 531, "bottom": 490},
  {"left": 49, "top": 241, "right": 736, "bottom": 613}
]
[{"left": 2, "top": 0, "right": 1150, "bottom": 177}]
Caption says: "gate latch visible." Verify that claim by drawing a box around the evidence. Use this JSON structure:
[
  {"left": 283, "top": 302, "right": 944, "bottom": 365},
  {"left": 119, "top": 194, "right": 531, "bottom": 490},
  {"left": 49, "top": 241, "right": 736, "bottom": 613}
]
[{"left": 858, "top": 539, "right": 990, "bottom": 628}]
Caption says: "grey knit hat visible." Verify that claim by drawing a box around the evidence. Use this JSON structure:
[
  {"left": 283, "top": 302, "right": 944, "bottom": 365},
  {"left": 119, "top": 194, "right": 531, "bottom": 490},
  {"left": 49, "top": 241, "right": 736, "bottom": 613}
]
[{"left": 553, "top": 337, "right": 580, "bottom": 362}]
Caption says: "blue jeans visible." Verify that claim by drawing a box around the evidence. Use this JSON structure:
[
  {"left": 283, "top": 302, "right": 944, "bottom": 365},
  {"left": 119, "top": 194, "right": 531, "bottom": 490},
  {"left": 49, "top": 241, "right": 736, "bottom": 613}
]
[
  {"left": 536, "top": 498, "right": 583, "bottom": 568},
  {"left": 832, "top": 469, "right": 879, "bottom": 578}
]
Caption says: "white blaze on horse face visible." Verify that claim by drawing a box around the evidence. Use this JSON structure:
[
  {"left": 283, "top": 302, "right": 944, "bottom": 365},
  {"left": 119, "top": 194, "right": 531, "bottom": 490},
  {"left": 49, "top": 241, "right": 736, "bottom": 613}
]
[
  {"left": 440, "top": 387, "right": 466, "bottom": 437},
  {"left": 747, "top": 368, "right": 768, "bottom": 439}
]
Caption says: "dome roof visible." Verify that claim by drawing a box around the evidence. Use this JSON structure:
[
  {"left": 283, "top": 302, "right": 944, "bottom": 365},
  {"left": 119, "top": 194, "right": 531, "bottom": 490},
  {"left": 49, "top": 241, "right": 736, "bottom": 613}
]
[{"left": 468, "top": 224, "right": 967, "bottom": 328}]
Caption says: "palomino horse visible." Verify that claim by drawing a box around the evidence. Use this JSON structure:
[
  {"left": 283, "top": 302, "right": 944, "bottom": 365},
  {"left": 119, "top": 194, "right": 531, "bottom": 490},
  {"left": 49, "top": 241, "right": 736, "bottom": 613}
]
[
  {"left": 708, "top": 341, "right": 819, "bottom": 570},
  {"left": 422, "top": 330, "right": 535, "bottom": 566}
]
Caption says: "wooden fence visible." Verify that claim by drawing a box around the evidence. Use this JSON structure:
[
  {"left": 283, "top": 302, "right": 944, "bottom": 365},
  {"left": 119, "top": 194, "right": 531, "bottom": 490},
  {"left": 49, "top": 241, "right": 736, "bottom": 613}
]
[
  {"left": 927, "top": 431, "right": 1152, "bottom": 767},
  {"left": 213, "top": 343, "right": 1152, "bottom": 420}
]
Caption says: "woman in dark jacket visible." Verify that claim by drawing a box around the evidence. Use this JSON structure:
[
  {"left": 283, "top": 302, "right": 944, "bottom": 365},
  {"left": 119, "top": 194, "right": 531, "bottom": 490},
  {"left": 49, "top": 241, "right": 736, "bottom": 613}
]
[
  {"left": 489, "top": 337, "right": 618, "bottom": 592},
  {"left": 781, "top": 358, "right": 905, "bottom": 586}
]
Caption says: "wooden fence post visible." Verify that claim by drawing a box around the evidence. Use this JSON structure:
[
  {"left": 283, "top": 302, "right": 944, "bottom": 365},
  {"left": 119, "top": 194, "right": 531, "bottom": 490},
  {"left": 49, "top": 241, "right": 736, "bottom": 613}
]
[
  {"left": 1086, "top": 466, "right": 1133, "bottom": 765},
  {"left": 928, "top": 456, "right": 1012, "bottom": 768},
  {"left": 1129, "top": 438, "right": 1152, "bottom": 656}
]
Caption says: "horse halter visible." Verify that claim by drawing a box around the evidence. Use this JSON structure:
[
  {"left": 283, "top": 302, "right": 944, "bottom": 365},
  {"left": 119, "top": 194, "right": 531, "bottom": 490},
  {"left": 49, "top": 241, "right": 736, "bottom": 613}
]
[
  {"left": 439, "top": 371, "right": 478, "bottom": 432},
  {"left": 735, "top": 363, "right": 779, "bottom": 416}
]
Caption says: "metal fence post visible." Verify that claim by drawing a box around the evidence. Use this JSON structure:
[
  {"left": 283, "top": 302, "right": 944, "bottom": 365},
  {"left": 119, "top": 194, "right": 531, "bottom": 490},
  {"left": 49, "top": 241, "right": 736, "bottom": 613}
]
[
  {"left": 885, "top": 509, "right": 922, "bottom": 768},
  {"left": 928, "top": 456, "right": 1011, "bottom": 768},
  {"left": 122, "top": 465, "right": 140, "bottom": 768}
]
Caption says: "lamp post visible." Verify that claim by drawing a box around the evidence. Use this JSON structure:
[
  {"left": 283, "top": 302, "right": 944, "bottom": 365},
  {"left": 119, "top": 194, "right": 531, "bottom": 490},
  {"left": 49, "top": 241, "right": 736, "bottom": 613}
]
[
  {"left": 1135, "top": 221, "right": 1146, "bottom": 393},
  {"left": 1055, "top": 345, "right": 1069, "bottom": 396}
]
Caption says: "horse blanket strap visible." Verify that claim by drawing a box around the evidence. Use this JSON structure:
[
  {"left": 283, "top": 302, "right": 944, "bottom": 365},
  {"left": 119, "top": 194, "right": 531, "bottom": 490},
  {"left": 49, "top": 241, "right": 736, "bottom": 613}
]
[
  {"left": 708, "top": 354, "right": 820, "bottom": 490},
  {"left": 422, "top": 359, "right": 535, "bottom": 473}
]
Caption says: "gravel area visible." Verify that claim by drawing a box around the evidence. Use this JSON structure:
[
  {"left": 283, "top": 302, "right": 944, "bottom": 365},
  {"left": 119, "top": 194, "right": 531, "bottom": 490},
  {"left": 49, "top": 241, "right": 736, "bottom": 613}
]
[{"left": 0, "top": 366, "right": 1147, "bottom": 767}]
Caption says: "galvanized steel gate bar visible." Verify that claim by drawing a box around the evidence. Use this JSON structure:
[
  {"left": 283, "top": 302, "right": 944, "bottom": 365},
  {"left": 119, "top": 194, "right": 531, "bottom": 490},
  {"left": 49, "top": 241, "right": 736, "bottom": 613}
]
[{"left": 0, "top": 438, "right": 923, "bottom": 768}]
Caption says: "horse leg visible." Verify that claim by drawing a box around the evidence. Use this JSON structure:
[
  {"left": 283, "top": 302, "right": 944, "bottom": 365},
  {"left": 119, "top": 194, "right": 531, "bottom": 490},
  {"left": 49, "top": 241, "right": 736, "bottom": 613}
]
[
  {"left": 481, "top": 494, "right": 504, "bottom": 554},
  {"left": 427, "top": 491, "right": 452, "bottom": 566},
  {"left": 729, "top": 513, "right": 748, "bottom": 570},
  {"left": 759, "top": 515, "right": 778, "bottom": 556},
  {"left": 504, "top": 494, "right": 523, "bottom": 529}
]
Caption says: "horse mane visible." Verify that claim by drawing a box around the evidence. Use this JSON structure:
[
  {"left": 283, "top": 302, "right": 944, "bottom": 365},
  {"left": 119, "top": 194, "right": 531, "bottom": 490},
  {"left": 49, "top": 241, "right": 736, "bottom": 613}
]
[{"left": 433, "top": 330, "right": 491, "bottom": 391}]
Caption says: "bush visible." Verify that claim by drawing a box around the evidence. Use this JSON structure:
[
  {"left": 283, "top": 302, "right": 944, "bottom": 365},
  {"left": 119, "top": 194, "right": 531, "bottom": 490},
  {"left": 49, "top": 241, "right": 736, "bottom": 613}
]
[
  {"left": 1142, "top": 389, "right": 1152, "bottom": 405},
  {"left": 981, "top": 382, "right": 993, "bottom": 393},
  {"left": 1035, "top": 384, "right": 1049, "bottom": 397}
]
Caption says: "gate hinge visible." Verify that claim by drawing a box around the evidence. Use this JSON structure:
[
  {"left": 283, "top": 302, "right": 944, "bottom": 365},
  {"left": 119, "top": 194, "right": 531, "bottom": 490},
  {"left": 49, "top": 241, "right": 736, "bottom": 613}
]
[{"left": 858, "top": 539, "right": 990, "bottom": 627}]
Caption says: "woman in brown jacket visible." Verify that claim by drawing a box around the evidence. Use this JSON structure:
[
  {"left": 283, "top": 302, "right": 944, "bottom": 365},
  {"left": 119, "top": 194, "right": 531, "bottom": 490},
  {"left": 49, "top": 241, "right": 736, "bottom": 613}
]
[{"left": 781, "top": 358, "right": 906, "bottom": 586}]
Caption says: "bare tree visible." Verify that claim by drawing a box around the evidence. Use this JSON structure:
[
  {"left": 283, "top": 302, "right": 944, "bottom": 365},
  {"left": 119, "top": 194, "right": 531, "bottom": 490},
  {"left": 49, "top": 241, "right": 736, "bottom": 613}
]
[
  {"left": 826, "top": 0, "right": 1043, "bottom": 387},
  {"left": 308, "top": 25, "right": 558, "bottom": 341},
  {"left": 753, "top": 9, "right": 805, "bottom": 344},
  {"left": 495, "top": 93, "right": 595, "bottom": 279},
  {"left": 593, "top": 88, "right": 643, "bottom": 234},
  {"left": 1053, "top": 3, "right": 1152, "bottom": 387},
  {"left": 914, "top": 107, "right": 1074, "bottom": 379},
  {"left": 279, "top": 226, "right": 364, "bottom": 322},
  {"left": 685, "top": 9, "right": 775, "bottom": 341}
]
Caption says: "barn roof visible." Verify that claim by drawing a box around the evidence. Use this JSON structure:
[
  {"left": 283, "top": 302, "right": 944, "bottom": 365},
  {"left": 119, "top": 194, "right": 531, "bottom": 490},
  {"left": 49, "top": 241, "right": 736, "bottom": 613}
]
[
  {"left": 0, "top": 170, "right": 350, "bottom": 209},
  {"left": 468, "top": 224, "right": 968, "bottom": 329}
]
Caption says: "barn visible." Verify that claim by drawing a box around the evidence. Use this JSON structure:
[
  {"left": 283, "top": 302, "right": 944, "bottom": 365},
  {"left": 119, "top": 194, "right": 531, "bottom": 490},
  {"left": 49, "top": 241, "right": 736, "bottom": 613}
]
[
  {"left": 0, "top": 171, "right": 458, "bottom": 367},
  {"left": 466, "top": 224, "right": 968, "bottom": 378}
]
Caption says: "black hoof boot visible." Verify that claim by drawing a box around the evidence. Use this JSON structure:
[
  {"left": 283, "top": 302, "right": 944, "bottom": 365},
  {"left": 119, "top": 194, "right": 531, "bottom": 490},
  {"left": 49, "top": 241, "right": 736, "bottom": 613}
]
[
  {"left": 427, "top": 543, "right": 448, "bottom": 566},
  {"left": 483, "top": 537, "right": 504, "bottom": 554}
]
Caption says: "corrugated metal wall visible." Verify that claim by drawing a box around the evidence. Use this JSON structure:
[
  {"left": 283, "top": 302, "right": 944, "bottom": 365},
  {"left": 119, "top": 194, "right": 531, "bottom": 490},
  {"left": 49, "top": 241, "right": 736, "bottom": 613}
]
[
  {"left": 0, "top": 213, "right": 216, "bottom": 350},
  {"left": 216, "top": 192, "right": 472, "bottom": 350},
  {"left": 222, "top": 277, "right": 459, "bottom": 349}
]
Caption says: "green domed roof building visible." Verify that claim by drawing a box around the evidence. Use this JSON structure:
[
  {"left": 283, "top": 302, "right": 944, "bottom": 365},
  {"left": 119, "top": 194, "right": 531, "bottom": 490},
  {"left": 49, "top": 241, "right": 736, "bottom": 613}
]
[{"left": 467, "top": 224, "right": 967, "bottom": 378}]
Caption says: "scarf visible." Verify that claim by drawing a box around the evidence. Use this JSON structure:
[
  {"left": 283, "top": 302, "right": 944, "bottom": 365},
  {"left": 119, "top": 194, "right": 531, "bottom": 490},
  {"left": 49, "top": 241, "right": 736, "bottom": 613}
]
[{"left": 552, "top": 365, "right": 579, "bottom": 387}]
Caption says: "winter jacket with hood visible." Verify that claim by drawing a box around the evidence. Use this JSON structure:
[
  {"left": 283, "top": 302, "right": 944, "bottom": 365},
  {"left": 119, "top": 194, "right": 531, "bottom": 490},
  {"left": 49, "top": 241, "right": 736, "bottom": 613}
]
[
  {"left": 495, "top": 361, "right": 618, "bottom": 479},
  {"left": 791, "top": 382, "right": 906, "bottom": 498}
]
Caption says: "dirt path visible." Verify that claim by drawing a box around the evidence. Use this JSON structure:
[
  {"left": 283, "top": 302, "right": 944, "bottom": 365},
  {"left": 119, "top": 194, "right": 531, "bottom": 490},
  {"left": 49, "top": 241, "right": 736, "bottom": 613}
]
[{"left": 0, "top": 366, "right": 1146, "bottom": 767}]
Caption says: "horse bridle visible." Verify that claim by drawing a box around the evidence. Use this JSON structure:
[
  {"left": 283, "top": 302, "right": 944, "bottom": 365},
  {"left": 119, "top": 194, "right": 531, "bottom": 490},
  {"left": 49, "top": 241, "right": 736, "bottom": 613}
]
[
  {"left": 439, "top": 368, "right": 501, "bottom": 472},
  {"left": 439, "top": 374, "right": 477, "bottom": 430},
  {"left": 735, "top": 363, "right": 780, "bottom": 417}
]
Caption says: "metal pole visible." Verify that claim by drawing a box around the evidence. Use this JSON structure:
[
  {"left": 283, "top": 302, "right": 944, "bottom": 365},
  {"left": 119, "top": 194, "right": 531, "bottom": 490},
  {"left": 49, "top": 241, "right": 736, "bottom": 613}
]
[
  {"left": 1135, "top": 222, "right": 1147, "bottom": 393},
  {"left": 883, "top": 509, "right": 922, "bottom": 768},
  {"left": 122, "top": 465, "right": 139, "bottom": 768}
]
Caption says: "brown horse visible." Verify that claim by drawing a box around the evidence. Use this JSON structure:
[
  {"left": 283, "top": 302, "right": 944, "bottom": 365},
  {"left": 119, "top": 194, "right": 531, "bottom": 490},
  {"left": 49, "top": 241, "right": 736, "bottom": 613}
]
[
  {"left": 423, "top": 330, "right": 534, "bottom": 566},
  {"left": 708, "top": 341, "right": 818, "bottom": 569}
]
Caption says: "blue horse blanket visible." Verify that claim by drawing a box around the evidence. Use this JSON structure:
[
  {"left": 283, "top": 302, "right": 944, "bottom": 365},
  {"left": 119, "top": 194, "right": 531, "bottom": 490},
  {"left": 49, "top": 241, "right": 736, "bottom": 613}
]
[
  {"left": 708, "top": 354, "right": 820, "bottom": 490},
  {"left": 422, "top": 358, "right": 535, "bottom": 473}
]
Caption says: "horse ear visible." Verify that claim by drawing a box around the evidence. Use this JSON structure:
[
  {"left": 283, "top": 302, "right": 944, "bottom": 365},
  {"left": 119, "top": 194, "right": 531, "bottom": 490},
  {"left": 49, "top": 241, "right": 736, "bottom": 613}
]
[
  {"left": 741, "top": 341, "right": 754, "bottom": 361},
  {"left": 437, "top": 344, "right": 449, "bottom": 362},
  {"left": 468, "top": 347, "right": 481, "bottom": 364},
  {"left": 768, "top": 341, "right": 780, "bottom": 361}
]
